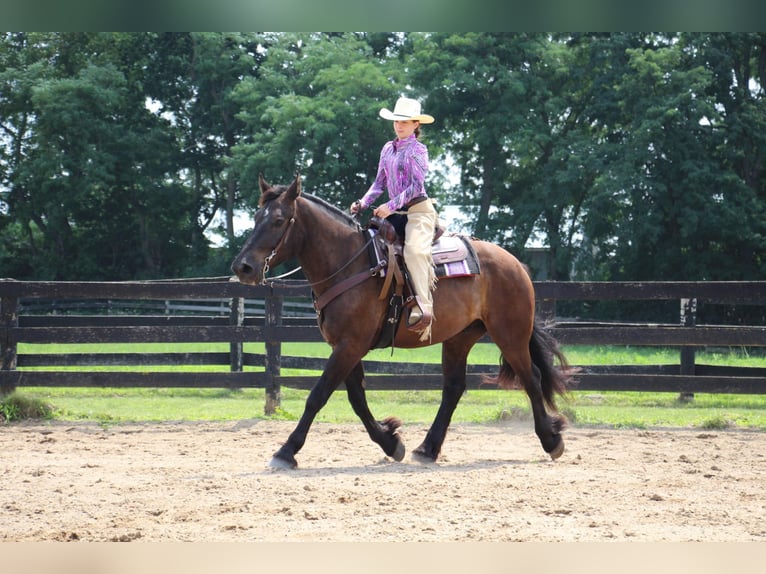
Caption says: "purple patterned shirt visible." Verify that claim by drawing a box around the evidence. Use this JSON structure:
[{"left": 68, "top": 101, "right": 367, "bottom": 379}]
[{"left": 360, "top": 134, "right": 429, "bottom": 211}]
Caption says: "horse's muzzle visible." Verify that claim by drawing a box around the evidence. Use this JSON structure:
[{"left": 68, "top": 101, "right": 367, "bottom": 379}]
[{"left": 231, "top": 258, "right": 262, "bottom": 286}]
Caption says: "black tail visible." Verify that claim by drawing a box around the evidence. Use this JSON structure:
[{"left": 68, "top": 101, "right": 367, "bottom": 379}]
[
  {"left": 529, "top": 318, "right": 575, "bottom": 408},
  {"left": 490, "top": 318, "right": 575, "bottom": 407}
]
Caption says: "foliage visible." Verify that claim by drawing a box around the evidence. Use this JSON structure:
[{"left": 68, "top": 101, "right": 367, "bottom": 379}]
[
  {"left": 230, "top": 32, "right": 403, "bottom": 210},
  {"left": 1, "top": 33, "right": 204, "bottom": 279},
  {"left": 0, "top": 392, "right": 55, "bottom": 422},
  {"left": 577, "top": 33, "right": 766, "bottom": 281},
  {"left": 2, "top": 32, "right": 766, "bottom": 282}
]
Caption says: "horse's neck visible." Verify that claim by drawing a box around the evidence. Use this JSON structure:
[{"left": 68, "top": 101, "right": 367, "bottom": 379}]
[{"left": 296, "top": 199, "right": 367, "bottom": 290}]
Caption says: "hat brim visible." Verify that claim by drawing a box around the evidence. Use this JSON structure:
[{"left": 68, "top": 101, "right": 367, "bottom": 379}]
[{"left": 379, "top": 108, "right": 435, "bottom": 124}]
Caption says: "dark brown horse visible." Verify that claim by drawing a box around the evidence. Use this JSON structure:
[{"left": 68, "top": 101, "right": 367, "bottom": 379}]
[{"left": 232, "top": 174, "right": 574, "bottom": 468}]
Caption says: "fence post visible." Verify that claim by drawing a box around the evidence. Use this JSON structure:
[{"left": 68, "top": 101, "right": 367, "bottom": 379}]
[
  {"left": 1, "top": 295, "right": 19, "bottom": 396},
  {"left": 538, "top": 298, "right": 557, "bottom": 323},
  {"left": 229, "top": 297, "right": 244, "bottom": 373},
  {"left": 264, "top": 289, "right": 283, "bottom": 415},
  {"left": 679, "top": 297, "right": 697, "bottom": 402}
]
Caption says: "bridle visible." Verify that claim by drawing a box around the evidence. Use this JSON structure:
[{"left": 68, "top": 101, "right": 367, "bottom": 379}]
[
  {"left": 259, "top": 200, "right": 374, "bottom": 289},
  {"left": 260, "top": 208, "right": 296, "bottom": 284}
]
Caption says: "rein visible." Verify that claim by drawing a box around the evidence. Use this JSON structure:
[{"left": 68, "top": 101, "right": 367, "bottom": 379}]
[
  {"left": 306, "top": 236, "right": 376, "bottom": 288},
  {"left": 260, "top": 206, "right": 381, "bottom": 311}
]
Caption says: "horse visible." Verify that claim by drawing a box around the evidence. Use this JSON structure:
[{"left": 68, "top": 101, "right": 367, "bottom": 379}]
[{"left": 232, "top": 173, "right": 574, "bottom": 469}]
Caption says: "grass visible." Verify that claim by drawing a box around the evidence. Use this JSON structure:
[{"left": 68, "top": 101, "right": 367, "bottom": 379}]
[
  {"left": 0, "top": 393, "right": 55, "bottom": 422},
  {"left": 4, "top": 342, "right": 766, "bottom": 430}
]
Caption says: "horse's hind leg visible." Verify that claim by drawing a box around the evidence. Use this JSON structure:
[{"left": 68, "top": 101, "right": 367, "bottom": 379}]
[
  {"left": 499, "top": 344, "right": 565, "bottom": 459},
  {"left": 412, "top": 324, "right": 486, "bottom": 462},
  {"left": 488, "top": 323, "right": 566, "bottom": 459},
  {"left": 523, "top": 362, "right": 565, "bottom": 458},
  {"left": 345, "top": 362, "right": 405, "bottom": 461}
]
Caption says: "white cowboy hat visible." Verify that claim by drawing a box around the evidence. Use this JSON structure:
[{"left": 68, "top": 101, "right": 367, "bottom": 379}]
[{"left": 379, "top": 97, "right": 435, "bottom": 124}]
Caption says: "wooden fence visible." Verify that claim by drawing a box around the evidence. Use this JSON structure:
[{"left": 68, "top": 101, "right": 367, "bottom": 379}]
[{"left": 2, "top": 278, "right": 766, "bottom": 413}]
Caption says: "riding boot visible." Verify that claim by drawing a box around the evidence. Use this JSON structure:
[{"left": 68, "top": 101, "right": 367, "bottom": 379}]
[{"left": 407, "top": 295, "right": 433, "bottom": 331}]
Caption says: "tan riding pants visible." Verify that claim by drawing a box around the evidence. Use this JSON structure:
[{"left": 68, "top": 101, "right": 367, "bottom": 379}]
[{"left": 402, "top": 199, "right": 438, "bottom": 339}]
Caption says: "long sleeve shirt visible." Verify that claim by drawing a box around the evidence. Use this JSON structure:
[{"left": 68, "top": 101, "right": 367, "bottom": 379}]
[{"left": 360, "top": 134, "right": 429, "bottom": 212}]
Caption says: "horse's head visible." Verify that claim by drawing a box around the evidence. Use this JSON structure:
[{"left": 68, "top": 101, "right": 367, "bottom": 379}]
[{"left": 231, "top": 173, "right": 302, "bottom": 285}]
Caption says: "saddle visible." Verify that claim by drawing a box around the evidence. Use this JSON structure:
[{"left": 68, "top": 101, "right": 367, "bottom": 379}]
[
  {"left": 311, "top": 216, "right": 481, "bottom": 350},
  {"left": 366, "top": 216, "right": 481, "bottom": 349},
  {"left": 368, "top": 216, "right": 480, "bottom": 280}
]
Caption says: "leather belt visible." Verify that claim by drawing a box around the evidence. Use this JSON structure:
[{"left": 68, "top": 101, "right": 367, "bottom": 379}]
[{"left": 404, "top": 196, "right": 428, "bottom": 209}]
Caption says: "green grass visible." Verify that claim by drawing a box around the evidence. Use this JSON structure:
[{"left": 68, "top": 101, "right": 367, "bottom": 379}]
[
  {"left": 11, "top": 386, "right": 765, "bottom": 430},
  {"left": 4, "top": 342, "right": 766, "bottom": 430},
  {"left": 0, "top": 393, "right": 56, "bottom": 422}
]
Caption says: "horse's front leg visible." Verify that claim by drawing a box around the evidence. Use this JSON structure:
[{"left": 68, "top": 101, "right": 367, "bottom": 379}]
[
  {"left": 413, "top": 327, "right": 484, "bottom": 462},
  {"left": 345, "top": 362, "right": 405, "bottom": 461},
  {"left": 270, "top": 348, "right": 360, "bottom": 469}
]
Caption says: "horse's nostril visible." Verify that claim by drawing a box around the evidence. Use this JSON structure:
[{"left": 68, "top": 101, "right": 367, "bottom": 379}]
[{"left": 232, "top": 261, "right": 253, "bottom": 275}]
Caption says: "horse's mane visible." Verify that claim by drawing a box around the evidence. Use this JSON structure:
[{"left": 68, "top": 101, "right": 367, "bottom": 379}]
[
  {"left": 260, "top": 184, "right": 360, "bottom": 230},
  {"left": 303, "top": 193, "right": 360, "bottom": 229}
]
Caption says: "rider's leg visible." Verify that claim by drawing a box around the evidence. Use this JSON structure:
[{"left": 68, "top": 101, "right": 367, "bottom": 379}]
[{"left": 403, "top": 199, "right": 438, "bottom": 340}]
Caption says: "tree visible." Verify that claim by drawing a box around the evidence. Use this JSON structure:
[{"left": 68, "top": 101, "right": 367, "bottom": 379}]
[
  {"left": 232, "top": 33, "right": 403, "bottom": 212},
  {"left": 409, "top": 33, "right": 766, "bottom": 282},
  {"left": 408, "top": 33, "right": 601, "bottom": 279},
  {"left": 3, "top": 33, "right": 765, "bottom": 284},
  {"left": 143, "top": 33, "right": 267, "bottom": 249},
  {"left": 407, "top": 33, "right": 533, "bottom": 240},
  {"left": 580, "top": 33, "right": 766, "bottom": 281},
  {"left": 685, "top": 33, "right": 766, "bottom": 279},
  {"left": 0, "top": 33, "right": 61, "bottom": 277},
  {"left": 1, "top": 33, "right": 205, "bottom": 279}
]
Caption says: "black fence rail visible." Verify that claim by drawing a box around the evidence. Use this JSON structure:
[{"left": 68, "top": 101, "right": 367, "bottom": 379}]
[
  {"left": 2, "top": 278, "right": 766, "bottom": 413},
  {"left": 17, "top": 296, "right": 316, "bottom": 318}
]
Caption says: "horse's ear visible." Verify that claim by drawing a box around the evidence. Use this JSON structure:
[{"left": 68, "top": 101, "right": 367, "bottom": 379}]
[
  {"left": 258, "top": 173, "right": 269, "bottom": 195},
  {"left": 286, "top": 172, "right": 301, "bottom": 201}
]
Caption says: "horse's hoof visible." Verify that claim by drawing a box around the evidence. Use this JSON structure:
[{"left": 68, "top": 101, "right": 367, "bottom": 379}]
[
  {"left": 269, "top": 455, "right": 297, "bottom": 469},
  {"left": 411, "top": 446, "right": 437, "bottom": 464},
  {"left": 391, "top": 439, "right": 406, "bottom": 462},
  {"left": 548, "top": 438, "right": 565, "bottom": 460}
]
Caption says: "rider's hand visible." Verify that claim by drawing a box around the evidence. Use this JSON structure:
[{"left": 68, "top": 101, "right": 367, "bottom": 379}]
[
  {"left": 373, "top": 204, "right": 392, "bottom": 219},
  {"left": 350, "top": 200, "right": 361, "bottom": 214}
]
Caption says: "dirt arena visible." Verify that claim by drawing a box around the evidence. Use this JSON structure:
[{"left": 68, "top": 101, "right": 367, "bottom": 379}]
[{"left": 1, "top": 419, "right": 764, "bottom": 542}]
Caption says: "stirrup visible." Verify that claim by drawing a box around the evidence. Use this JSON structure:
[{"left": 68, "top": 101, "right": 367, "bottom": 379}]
[{"left": 407, "top": 298, "right": 432, "bottom": 332}]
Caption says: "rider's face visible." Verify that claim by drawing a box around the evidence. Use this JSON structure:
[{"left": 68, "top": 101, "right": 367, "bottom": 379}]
[{"left": 393, "top": 120, "right": 419, "bottom": 140}]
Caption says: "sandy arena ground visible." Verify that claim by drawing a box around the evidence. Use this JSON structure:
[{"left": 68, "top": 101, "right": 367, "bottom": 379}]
[{"left": 1, "top": 419, "right": 764, "bottom": 542}]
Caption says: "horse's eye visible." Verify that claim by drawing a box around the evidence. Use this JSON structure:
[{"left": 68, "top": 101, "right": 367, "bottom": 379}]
[{"left": 273, "top": 217, "right": 285, "bottom": 227}]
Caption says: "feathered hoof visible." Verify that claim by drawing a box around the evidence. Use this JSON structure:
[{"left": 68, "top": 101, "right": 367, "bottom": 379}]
[
  {"left": 411, "top": 446, "right": 438, "bottom": 464},
  {"left": 391, "top": 439, "right": 406, "bottom": 462},
  {"left": 269, "top": 453, "right": 298, "bottom": 469},
  {"left": 548, "top": 438, "right": 565, "bottom": 460},
  {"left": 380, "top": 416, "right": 405, "bottom": 461}
]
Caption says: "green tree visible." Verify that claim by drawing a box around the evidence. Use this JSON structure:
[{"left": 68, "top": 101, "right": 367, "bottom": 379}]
[
  {"left": 685, "top": 33, "right": 766, "bottom": 279},
  {"left": 3, "top": 32, "right": 765, "bottom": 285},
  {"left": 232, "top": 33, "right": 404, "bottom": 211},
  {"left": 1, "top": 33, "right": 204, "bottom": 279},
  {"left": 409, "top": 33, "right": 601, "bottom": 279},
  {"left": 408, "top": 33, "right": 533, "bottom": 241},
  {"left": 0, "top": 33, "right": 55, "bottom": 277},
  {"left": 144, "top": 33, "right": 267, "bottom": 250},
  {"left": 409, "top": 33, "right": 766, "bottom": 282},
  {"left": 580, "top": 33, "right": 766, "bottom": 281}
]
